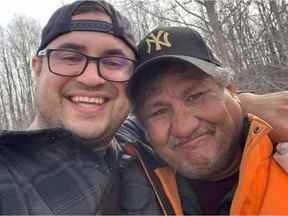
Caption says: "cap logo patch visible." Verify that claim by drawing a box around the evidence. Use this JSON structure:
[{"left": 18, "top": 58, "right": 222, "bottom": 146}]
[{"left": 145, "top": 30, "right": 171, "bottom": 54}]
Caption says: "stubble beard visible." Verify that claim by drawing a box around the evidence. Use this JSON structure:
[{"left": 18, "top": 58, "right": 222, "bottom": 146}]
[
  {"left": 35, "top": 97, "right": 129, "bottom": 150},
  {"left": 178, "top": 144, "right": 240, "bottom": 181},
  {"left": 176, "top": 155, "right": 219, "bottom": 180},
  {"left": 35, "top": 105, "right": 117, "bottom": 149}
]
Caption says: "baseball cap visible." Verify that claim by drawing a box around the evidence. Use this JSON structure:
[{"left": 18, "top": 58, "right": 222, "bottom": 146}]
[
  {"left": 37, "top": 0, "right": 136, "bottom": 55},
  {"left": 128, "top": 26, "right": 234, "bottom": 97}
]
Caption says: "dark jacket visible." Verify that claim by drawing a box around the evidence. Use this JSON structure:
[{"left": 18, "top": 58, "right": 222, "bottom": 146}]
[
  {"left": 118, "top": 116, "right": 171, "bottom": 215},
  {"left": 0, "top": 128, "right": 122, "bottom": 214},
  {"left": 0, "top": 124, "right": 162, "bottom": 215},
  {"left": 117, "top": 116, "right": 163, "bottom": 215}
]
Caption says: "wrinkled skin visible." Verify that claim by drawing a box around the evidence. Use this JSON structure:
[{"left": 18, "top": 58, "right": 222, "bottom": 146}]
[{"left": 138, "top": 67, "right": 243, "bottom": 180}]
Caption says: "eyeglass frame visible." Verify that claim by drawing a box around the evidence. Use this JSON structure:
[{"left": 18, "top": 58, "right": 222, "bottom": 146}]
[{"left": 37, "top": 48, "right": 137, "bottom": 82}]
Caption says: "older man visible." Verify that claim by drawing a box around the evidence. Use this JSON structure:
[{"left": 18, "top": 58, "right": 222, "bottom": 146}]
[{"left": 126, "top": 26, "right": 288, "bottom": 215}]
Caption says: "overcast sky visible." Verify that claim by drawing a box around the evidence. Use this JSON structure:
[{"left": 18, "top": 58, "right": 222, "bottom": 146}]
[{"left": 0, "top": 0, "right": 74, "bottom": 27}]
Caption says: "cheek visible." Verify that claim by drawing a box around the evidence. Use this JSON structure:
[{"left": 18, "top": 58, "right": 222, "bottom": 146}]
[
  {"left": 202, "top": 100, "right": 229, "bottom": 123},
  {"left": 37, "top": 69, "right": 66, "bottom": 89},
  {"left": 146, "top": 120, "right": 170, "bottom": 152},
  {"left": 198, "top": 98, "right": 235, "bottom": 139},
  {"left": 113, "top": 83, "right": 130, "bottom": 113},
  {"left": 202, "top": 92, "right": 238, "bottom": 126},
  {"left": 114, "top": 83, "right": 127, "bottom": 100},
  {"left": 211, "top": 103, "right": 240, "bottom": 146},
  {"left": 36, "top": 73, "right": 68, "bottom": 107}
]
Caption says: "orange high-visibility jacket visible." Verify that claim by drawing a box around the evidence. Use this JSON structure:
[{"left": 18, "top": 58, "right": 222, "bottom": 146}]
[{"left": 128, "top": 115, "right": 288, "bottom": 215}]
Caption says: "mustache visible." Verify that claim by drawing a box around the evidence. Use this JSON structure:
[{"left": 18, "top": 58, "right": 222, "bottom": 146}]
[
  {"left": 63, "top": 81, "right": 117, "bottom": 94},
  {"left": 167, "top": 126, "right": 215, "bottom": 150}
]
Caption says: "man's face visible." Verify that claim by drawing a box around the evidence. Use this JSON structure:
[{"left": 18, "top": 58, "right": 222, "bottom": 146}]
[
  {"left": 31, "top": 12, "right": 134, "bottom": 146},
  {"left": 138, "top": 66, "right": 243, "bottom": 180}
]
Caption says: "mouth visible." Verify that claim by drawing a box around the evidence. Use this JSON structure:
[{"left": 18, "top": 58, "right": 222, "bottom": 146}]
[
  {"left": 69, "top": 96, "right": 108, "bottom": 105},
  {"left": 67, "top": 95, "right": 111, "bottom": 113},
  {"left": 169, "top": 132, "right": 213, "bottom": 150}
]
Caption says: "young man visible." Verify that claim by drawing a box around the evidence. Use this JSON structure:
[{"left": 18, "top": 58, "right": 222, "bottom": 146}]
[
  {"left": 0, "top": 0, "right": 137, "bottom": 214},
  {"left": 126, "top": 26, "right": 288, "bottom": 215}
]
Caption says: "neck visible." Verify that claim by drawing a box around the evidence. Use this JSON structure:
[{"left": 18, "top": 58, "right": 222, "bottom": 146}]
[
  {"left": 210, "top": 116, "right": 245, "bottom": 181},
  {"left": 210, "top": 147, "right": 242, "bottom": 181},
  {"left": 27, "top": 118, "right": 39, "bottom": 130},
  {"left": 28, "top": 117, "right": 114, "bottom": 151},
  {"left": 85, "top": 137, "right": 113, "bottom": 151},
  {"left": 27, "top": 116, "right": 50, "bottom": 130}
]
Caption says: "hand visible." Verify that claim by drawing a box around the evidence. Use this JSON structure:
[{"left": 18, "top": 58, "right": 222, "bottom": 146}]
[
  {"left": 239, "top": 91, "right": 288, "bottom": 143},
  {"left": 274, "top": 142, "right": 288, "bottom": 172}
]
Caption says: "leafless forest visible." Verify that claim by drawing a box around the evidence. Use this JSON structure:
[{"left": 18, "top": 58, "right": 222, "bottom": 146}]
[{"left": 0, "top": 0, "right": 287, "bottom": 129}]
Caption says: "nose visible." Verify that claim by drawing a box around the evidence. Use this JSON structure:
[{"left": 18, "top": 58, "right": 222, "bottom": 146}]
[
  {"left": 75, "top": 61, "right": 106, "bottom": 86},
  {"left": 170, "top": 109, "right": 200, "bottom": 139}
]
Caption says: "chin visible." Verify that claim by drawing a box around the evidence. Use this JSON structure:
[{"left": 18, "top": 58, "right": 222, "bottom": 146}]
[
  {"left": 64, "top": 123, "right": 102, "bottom": 138},
  {"left": 175, "top": 156, "right": 219, "bottom": 179},
  {"left": 177, "top": 166, "right": 216, "bottom": 180},
  {"left": 77, "top": 129, "right": 104, "bottom": 139}
]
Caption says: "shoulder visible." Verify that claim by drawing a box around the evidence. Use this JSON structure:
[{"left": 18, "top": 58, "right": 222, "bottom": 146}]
[
  {"left": 120, "top": 154, "right": 162, "bottom": 214},
  {"left": 116, "top": 115, "right": 148, "bottom": 144}
]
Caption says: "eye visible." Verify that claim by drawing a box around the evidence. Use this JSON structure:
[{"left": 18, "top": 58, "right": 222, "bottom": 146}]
[
  {"left": 186, "top": 91, "right": 207, "bottom": 102},
  {"left": 53, "top": 51, "right": 84, "bottom": 64},
  {"left": 101, "top": 57, "right": 129, "bottom": 69},
  {"left": 148, "top": 107, "right": 168, "bottom": 119}
]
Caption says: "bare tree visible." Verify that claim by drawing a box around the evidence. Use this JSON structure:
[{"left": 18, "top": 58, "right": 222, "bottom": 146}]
[
  {"left": 1, "top": 0, "right": 288, "bottom": 129},
  {"left": 115, "top": 0, "right": 288, "bottom": 93},
  {"left": 0, "top": 15, "right": 41, "bottom": 129}
]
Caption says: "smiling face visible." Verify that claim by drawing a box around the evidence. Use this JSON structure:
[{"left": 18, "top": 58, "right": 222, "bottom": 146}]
[
  {"left": 137, "top": 63, "right": 243, "bottom": 180},
  {"left": 31, "top": 12, "right": 135, "bottom": 147}
]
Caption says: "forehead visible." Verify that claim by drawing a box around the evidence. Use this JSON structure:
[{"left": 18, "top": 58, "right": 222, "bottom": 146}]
[
  {"left": 145, "top": 66, "right": 213, "bottom": 97},
  {"left": 136, "top": 68, "right": 225, "bottom": 113}
]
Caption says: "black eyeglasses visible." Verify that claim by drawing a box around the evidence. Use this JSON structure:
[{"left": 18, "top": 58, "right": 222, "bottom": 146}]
[{"left": 38, "top": 48, "right": 136, "bottom": 82}]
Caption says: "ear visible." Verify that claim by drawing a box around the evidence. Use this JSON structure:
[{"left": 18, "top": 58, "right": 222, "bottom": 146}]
[
  {"left": 226, "top": 83, "right": 241, "bottom": 103},
  {"left": 226, "top": 83, "right": 237, "bottom": 94},
  {"left": 31, "top": 56, "right": 43, "bottom": 78}
]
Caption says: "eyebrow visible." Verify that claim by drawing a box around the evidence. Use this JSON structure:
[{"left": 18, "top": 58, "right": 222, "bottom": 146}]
[
  {"left": 56, "top": 43, "right": 87, "bottom": 52},
  {"left": 143, "top": 81, "right": 205, "bottom": 107},
  {"left": 102, "top": 49, "right": 130, "bottom": 58},
  {"left": 147, "top": 100, "right": 169, "bottom": 109},
  {"left": 144, "top": 90, "right": 168, "bottom": 110},
  {"left": 182, "top": 84, "right": 203, "bottom": 96},
  {"left": 142, "top": 99, "right": 170, "bottom": 119}
]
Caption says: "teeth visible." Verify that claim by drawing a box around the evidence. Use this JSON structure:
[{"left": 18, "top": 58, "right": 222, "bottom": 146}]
[{"left": 71, "top": 96, "right": 105, "bottom": 104}]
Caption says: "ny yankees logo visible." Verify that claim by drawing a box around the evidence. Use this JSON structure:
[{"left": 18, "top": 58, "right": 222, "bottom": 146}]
[{"left": 145, "top": 30, "right": 172, "bottom": 53}]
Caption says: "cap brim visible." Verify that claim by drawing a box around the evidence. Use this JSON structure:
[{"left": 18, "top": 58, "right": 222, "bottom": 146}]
[
  {"left": 137, "top": 55, "right": 217, "bottom": 78},
  {"left": 127, "top": 54, "right": 233, "bottom": 102}
]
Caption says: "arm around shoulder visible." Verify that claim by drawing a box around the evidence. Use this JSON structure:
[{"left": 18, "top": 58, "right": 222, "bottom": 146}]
[{"left": 239, "top": 91, "right": 288, "bottom": 142}]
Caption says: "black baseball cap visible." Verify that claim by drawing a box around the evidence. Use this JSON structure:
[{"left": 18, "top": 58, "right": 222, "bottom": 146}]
[
  {"left": 127, "top": 26, "right": 234, "bottom": 101},
  {"left": 37, "top": 0, "right": 136, "bottom": 55}
]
